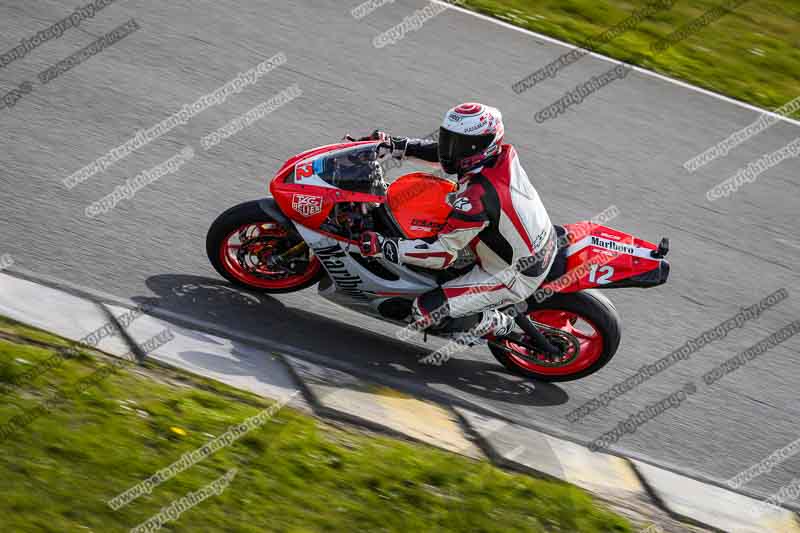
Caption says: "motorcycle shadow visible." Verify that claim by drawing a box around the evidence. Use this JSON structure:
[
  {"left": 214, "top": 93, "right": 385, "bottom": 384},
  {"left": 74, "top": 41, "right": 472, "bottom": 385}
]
[{"left": 131, "top": 274, "right": 568, "bottom": 408}]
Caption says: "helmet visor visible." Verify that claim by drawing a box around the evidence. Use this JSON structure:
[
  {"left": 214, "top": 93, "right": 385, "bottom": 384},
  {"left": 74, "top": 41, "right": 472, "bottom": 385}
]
[{"left": 438, "top": 127, "right": 494, "bottom": 173}]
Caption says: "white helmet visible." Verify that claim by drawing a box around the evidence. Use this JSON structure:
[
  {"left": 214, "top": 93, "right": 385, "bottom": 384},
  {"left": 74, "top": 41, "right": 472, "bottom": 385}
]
[{"left": 439, "top": 103, "right": 504, "bottom": 174}]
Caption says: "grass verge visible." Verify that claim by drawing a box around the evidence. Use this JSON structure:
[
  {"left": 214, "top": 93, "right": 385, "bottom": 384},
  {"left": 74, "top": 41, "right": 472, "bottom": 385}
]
[
  {"left": 457, "top": 0, "right": 800, "bottom": 114},
  {"left": 0, "top": 316, "right": 631, "bottom": 532}
]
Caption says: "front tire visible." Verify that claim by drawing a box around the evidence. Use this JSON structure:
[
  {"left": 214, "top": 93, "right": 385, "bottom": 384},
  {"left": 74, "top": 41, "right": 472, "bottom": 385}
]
[
  {"left": 206, "top": 200, "right": 324, "bottom": 294},
  {"left": 489, "top": 290, "right": 621, "bottom": 382}
]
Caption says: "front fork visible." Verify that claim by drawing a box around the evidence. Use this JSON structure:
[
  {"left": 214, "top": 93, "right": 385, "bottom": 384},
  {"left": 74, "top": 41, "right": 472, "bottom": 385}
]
[
  {"left": 513, "top": 314, "right": 562, "bottom": 355},
  {"left": 266, "top": 241, "right": 311, "bottom": 274}
]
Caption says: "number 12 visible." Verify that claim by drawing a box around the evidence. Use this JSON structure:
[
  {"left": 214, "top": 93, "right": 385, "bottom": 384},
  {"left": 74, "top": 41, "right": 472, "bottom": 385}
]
[{"left": 589, "top": 264, "right": 614, "bottom": 284}]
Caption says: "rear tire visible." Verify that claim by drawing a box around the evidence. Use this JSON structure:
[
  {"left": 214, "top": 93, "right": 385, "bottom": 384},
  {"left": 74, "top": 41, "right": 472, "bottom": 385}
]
[
  {"left": 206, "top": 200, "right": 324, "bottom": 294},
  {"left": 489, "top": 290, "right": 621, "bottom": 382}
]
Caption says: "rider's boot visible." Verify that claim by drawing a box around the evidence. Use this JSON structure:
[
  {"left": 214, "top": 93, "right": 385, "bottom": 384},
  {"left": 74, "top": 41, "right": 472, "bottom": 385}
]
[
  {"left": 427, "top": 309, "right": 515, "bottom": 346},
  {"left": 409, "top": 288, "right": 515, "bottom": 346},
  {"left": 460, "top": 309, "right": 515, "bottom": 345}
]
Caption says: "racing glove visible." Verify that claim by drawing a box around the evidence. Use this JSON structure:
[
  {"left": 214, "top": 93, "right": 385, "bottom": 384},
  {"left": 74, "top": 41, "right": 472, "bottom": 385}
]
[
  {"left": 345, "top": 130, "right": 408, "bottom": 159},
  {"left": 360, "top": 231, "right": 400, "bottom": 263}
]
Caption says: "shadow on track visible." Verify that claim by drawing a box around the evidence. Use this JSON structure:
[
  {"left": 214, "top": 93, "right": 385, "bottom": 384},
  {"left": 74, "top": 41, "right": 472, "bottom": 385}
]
[{"left": 132, "top": 274, "right": 568, "bottom": 408}]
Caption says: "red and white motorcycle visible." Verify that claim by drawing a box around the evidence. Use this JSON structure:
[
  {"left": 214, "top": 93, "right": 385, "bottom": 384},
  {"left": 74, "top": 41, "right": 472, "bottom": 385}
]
[{"left": 207, "top": 141, "right": 670, "bottom": 381}]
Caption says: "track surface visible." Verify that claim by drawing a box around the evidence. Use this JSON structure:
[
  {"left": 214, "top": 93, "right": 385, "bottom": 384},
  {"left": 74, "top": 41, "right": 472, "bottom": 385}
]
[{"left": 1, "top": 0, "right": 799, "bottom": 504}]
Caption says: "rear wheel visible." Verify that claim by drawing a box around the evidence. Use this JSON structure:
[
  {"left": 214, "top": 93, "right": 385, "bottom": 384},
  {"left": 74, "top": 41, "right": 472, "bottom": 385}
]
[
  {"left": 489, "top": 290, "right": 621, "bottom": 382},
  {"left": 206, "top": 201, "right": 323, "bottom": 293}
]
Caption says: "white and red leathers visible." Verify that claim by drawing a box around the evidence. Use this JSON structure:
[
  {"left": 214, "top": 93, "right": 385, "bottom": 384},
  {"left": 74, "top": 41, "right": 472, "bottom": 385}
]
[
  {"left": 359, "top": 102, "right": 556, "bottom": 342},
  {"left": 395, "top": 142, "right": 556, "bottom": 339}
]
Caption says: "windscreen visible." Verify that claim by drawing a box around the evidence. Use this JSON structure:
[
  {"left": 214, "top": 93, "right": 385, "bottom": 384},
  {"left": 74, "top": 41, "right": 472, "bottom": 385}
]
[{"left": 293, "top": 144, "right": 385, "bottom": 194}]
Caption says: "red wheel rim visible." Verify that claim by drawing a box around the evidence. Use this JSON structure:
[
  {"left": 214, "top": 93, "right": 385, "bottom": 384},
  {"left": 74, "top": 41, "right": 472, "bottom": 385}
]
[
  {"left": 219, "top": 222, "right": 321, "bottom": 290},
  {"left": 504, "top": 310, "right": 604, "bottom": 376}
]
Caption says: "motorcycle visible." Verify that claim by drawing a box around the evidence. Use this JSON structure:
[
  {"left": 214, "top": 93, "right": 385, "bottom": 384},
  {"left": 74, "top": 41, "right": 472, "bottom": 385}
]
[{"left": 206, "top": 140, "right": 670, "bottom": 381}]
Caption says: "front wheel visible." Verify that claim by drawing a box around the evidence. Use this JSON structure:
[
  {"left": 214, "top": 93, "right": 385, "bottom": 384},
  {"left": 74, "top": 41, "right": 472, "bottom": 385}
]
[
  {"left": 206, "top": 200, "right": 324, "bottom": 294},
  {"left": 489, "top": 290, "right": 621, "bottom": 382}
]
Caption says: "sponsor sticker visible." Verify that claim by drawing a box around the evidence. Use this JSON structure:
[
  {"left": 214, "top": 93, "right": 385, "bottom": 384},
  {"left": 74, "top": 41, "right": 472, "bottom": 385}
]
[
  {"left": 463, "top": 123, "right": 486, "bottom": 133},
  {"left": 382, "top": 240, "right": 399, "bottom": 264},
  {"left": 590, "top": 236, "right": 635, "bottom": 255},
  {"left": 291, "top": 194, "right": 323, "bottom": 217},
  {"left": 452, "top": 197, "right": 473, "bottom": 212}
]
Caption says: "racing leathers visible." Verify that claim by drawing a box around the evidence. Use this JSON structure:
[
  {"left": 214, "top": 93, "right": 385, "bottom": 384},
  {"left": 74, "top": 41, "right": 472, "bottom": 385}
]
[{"left": 381, "top": 137, "right": 557, "bottom": 343}]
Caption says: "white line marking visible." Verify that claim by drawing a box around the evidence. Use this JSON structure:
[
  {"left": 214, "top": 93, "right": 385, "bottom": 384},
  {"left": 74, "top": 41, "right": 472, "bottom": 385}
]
[
  {"left": 433, "top": 0, "right": 800, "bottom": 128},
  {"left": 506, "top": 444, "right": 527, "bottom": 461}
]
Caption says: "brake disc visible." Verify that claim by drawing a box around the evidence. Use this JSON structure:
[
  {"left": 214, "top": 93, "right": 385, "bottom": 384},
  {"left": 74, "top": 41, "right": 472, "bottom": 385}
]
[{"left": 493, "top": 323, "right": 582, "bottom": 367}]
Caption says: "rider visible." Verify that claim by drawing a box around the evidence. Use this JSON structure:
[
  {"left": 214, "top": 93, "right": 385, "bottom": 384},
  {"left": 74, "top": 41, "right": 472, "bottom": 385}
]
[{"left": 359, "top": 102, "right": 557, "bottom": 344}]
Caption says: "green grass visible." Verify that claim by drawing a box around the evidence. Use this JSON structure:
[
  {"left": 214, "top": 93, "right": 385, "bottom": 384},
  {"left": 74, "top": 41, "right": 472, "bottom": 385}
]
[
  {"left": 0, "top": 316, "right": 632, "bottom": 532},
  {"left": 458, "top": 0, "right": 800, "bottom": 113}
]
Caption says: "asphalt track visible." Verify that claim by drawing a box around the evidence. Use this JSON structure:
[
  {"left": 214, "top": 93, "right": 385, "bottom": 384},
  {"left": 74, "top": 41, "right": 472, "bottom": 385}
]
[{"left": 1, "top": 0, "right": 799, "bottom": 507}]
